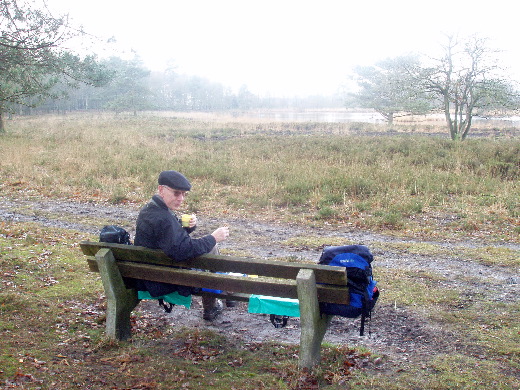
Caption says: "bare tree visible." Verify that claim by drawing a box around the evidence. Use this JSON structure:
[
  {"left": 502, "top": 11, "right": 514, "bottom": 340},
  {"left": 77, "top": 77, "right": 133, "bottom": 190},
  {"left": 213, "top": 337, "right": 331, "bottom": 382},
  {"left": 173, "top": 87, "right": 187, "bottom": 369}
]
[{"left": 418, "top": 35, "right": 520, "bottom": 140}]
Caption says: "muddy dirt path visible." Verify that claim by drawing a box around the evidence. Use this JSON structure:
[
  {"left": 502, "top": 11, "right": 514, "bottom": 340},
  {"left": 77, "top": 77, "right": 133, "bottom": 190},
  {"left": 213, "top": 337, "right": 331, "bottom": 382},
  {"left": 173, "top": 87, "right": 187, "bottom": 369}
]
[{"left": 1, "top": 196, "right": 518, "bottom": 371}]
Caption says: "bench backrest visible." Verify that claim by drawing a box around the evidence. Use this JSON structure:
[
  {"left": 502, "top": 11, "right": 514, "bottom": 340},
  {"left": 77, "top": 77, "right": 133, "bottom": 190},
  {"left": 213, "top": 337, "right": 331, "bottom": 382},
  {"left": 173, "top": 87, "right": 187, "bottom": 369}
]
[{"left": 80, "top": 241, "right": 350, "bottom": 304}]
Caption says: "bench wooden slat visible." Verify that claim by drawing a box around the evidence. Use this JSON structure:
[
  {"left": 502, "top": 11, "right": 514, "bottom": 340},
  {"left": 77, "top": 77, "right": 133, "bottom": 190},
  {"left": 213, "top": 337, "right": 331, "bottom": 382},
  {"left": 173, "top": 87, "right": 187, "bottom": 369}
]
[
  {"left": 86, "top": 257, "right": 349, "bottom": 304},
  {"left": 80, "top": 241, "right": 347, "bottom": 285}
]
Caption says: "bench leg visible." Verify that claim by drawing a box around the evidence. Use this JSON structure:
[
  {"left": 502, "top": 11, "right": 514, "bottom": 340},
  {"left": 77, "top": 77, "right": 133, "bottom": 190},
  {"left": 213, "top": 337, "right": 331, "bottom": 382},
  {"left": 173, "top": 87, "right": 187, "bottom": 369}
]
[
  {"left": 95, "top": 248, "right": 139, "bottom": 341},
  {"left": 296, "top": 268, "right": 333, "bottom": 370}
]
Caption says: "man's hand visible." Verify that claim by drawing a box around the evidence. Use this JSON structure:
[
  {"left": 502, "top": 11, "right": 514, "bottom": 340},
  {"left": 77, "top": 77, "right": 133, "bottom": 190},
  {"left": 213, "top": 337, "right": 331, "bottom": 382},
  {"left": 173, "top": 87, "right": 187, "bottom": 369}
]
[
  {"left": 211, "top": 226, "right": 229, "bottom": 242},
  {"left": 188, "top": 215, "right": 197, "bottom": 228}
]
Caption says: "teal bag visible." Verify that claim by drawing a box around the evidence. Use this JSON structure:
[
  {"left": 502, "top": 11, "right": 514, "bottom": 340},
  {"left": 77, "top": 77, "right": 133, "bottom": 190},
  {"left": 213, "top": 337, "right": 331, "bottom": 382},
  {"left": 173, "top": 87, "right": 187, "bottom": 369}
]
[
  {"left": 248, "top": 295, "right": 300, "bottom": 317},
  {"left": 138, "top": 290, "right": 192, "bottom": 309}
]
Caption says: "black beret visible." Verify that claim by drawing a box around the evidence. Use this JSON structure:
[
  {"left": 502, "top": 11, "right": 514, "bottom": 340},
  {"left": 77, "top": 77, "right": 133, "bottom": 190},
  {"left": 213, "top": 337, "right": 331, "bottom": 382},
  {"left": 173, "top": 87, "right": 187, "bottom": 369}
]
[{"left": 158, "top": 170, "right": 191, "bottom": 191}]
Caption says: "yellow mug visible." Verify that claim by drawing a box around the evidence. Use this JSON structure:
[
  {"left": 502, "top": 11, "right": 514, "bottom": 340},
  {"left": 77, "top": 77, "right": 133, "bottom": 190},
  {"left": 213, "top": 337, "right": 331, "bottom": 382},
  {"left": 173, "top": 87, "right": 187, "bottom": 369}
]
[{"left": 181, "top": 214, "right": 193, "bottom": 228}]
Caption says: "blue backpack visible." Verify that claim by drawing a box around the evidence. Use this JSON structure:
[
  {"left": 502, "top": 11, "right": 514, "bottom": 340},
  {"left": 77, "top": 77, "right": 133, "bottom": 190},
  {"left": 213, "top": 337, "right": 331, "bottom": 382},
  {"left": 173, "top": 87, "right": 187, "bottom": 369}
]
[{"left": 318, "top": 245, "right": 379, "bottom": 336}]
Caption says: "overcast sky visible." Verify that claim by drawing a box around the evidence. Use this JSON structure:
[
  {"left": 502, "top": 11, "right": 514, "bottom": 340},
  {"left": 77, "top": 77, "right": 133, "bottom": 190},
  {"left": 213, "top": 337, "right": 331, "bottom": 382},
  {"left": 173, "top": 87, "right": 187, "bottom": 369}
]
[{"left": 46, "top": 0, "right": 519, "bottom": 97}]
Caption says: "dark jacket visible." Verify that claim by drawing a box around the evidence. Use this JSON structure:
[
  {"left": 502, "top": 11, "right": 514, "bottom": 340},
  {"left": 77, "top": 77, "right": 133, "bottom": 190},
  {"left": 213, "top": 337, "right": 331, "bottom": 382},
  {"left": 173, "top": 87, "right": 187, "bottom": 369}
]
[{"left": 133, "top": 195, "right": 217, "bottom": 297}]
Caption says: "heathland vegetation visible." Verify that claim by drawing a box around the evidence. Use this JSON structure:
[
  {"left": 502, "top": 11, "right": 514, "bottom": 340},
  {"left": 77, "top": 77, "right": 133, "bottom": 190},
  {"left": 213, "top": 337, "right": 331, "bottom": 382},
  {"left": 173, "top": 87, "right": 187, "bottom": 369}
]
[{"left": 1, "top": 113, "right": 518, "bottom": 241}]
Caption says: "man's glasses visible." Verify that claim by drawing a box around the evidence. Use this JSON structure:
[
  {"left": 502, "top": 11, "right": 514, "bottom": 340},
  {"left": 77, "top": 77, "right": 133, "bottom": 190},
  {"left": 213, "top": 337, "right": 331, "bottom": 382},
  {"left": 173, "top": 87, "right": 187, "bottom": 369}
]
[{"left": 162, "top": 186, "right": 188, "bottom": 198}]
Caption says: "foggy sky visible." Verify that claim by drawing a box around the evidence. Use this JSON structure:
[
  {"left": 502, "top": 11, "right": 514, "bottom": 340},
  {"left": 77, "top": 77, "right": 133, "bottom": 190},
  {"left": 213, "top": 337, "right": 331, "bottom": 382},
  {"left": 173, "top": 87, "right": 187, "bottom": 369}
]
[{"left": 46, "top": 0, "right": 519, "bottom": 97}]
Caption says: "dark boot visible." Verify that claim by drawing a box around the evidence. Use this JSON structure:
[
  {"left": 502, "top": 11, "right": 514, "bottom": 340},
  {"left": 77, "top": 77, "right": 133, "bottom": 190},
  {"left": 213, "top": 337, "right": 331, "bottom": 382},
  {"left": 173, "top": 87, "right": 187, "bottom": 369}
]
[{"left": 225, "top": 299, "right": 238, "bottom": 307}]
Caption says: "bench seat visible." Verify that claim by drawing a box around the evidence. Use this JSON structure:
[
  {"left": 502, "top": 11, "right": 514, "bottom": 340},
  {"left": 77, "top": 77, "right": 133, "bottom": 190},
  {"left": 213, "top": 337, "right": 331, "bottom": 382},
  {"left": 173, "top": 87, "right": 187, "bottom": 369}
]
[{"left": 80, "top": 241, "right": 350, "bottom": 369}]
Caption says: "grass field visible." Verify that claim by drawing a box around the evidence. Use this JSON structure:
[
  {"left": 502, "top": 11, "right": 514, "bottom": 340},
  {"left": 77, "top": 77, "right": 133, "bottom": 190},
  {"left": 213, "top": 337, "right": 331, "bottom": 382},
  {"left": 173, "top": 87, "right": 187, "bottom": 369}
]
[
  {"left": 1, "top": 112, "right": 518, "bottom": 242},
  {"left": 0, "top": 112, "right": 519, "bottom": 389}
]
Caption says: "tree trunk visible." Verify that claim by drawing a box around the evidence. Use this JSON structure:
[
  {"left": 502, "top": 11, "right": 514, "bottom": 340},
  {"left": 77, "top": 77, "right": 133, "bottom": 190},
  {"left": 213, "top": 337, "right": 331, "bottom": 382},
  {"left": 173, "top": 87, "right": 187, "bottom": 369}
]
[
  {"left": 461, "top": 112, "right": 473, "bottom": 140},
  {"left": 0, "top": 110, "right": 5, "bottom": 134},
  {"left": 446, "top": 114, "right": 459, "bottom": 140},
  {"left": 442, "top": 94, "right": 457, "bottom": 140}
]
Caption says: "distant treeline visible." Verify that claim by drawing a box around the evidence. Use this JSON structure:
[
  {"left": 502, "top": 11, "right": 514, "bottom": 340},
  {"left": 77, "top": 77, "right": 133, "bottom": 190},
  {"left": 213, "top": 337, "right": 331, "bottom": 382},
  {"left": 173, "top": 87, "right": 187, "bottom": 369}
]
[{"left": 14, "top": 57, "right": 344, "bottom": 115}]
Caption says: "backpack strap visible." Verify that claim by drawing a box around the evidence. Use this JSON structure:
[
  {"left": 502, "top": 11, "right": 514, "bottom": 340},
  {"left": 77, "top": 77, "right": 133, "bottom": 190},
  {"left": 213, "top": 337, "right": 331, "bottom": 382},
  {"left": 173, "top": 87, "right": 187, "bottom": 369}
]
[
  {"left": 359, "top": 288, "right": 371, "bottom": 336},
  {"left": 360, "top": 312, "right": 366, "bottom": 336},
  {"left": 270, "top": 314, "right": 289, "bottom": 328}
]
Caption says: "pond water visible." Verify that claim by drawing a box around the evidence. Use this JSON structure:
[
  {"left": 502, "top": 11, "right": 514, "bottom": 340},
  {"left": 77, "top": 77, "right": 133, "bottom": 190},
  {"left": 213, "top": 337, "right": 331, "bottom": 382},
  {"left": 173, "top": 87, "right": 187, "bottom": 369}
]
[
  {"left": 153, "top": 110, "right": 520, "bottom": 126},
  {"left": 239, "top": 110, "right": 386, "bottom": 123},
  {"left": 246, "top": 111, "right": 520, "bottom": 125}
]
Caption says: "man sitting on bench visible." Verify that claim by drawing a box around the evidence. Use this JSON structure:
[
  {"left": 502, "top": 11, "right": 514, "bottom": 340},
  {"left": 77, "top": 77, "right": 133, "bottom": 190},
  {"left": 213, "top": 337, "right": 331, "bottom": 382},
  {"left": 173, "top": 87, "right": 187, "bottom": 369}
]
[{"left": 134, "top": 170, "right": 230, "bottom": 321}]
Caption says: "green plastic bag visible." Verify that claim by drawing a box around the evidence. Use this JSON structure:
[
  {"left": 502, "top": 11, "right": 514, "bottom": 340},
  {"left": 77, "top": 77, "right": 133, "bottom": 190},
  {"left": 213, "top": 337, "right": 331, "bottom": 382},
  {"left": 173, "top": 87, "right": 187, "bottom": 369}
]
[
  {"left": 248, "top": 295, "right": 300, "bottom": 317},
  {"left": 138, "top": 290, "right": 192, "bottom": 309}
]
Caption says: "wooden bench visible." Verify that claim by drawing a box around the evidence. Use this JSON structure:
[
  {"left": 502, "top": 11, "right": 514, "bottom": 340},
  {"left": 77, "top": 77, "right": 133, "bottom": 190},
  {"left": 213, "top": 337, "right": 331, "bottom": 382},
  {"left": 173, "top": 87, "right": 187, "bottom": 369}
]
[{"left": 80, "top": 241, "right": 350, "bottom": 369}]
